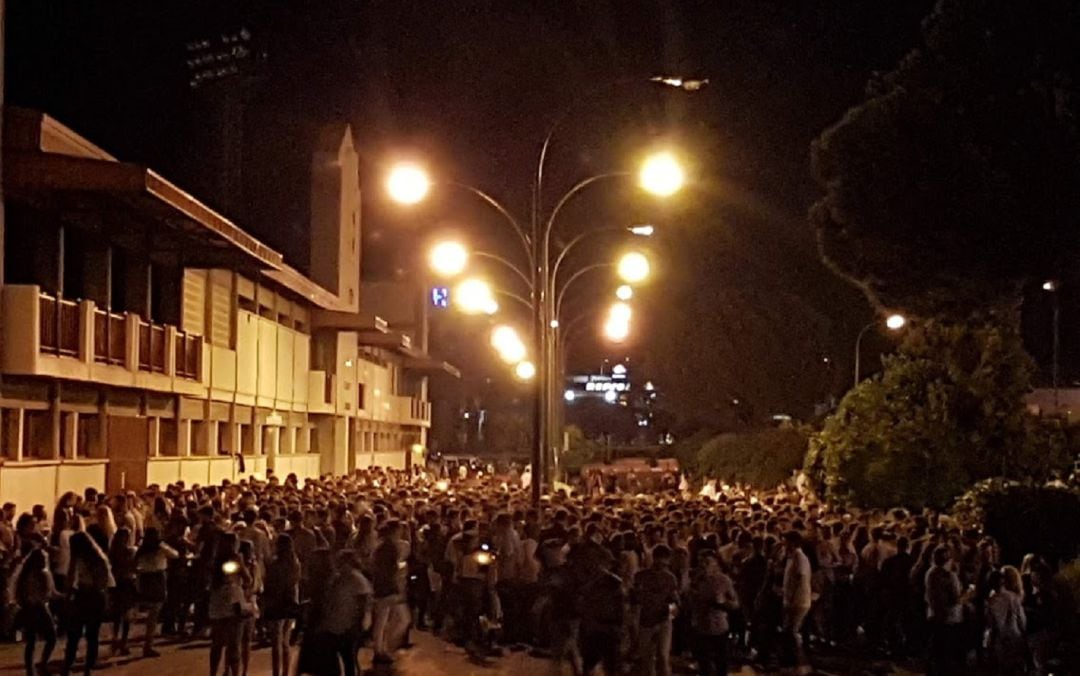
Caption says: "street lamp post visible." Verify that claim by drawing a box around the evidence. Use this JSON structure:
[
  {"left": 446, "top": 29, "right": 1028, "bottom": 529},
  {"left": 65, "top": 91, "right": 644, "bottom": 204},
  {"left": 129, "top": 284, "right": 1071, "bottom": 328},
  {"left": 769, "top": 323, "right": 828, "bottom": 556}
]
[
  {"left": 395, "top": 76, "right": 701, "bottom": 505},
  {"left": 1043, "top": 280, "right": 1061, "bottom": 410},
  {"left": 853, "top": 313, "right": 906, "bottom": 387}
]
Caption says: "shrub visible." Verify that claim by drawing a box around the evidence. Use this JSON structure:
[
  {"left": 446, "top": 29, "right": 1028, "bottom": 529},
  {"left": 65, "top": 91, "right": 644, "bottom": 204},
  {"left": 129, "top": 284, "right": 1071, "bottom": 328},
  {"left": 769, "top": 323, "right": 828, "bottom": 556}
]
[
  {"left": 953, "top": 481, "right": 1080, "bottom": 566},
  {"left": 696, "top": 428, "right": 808, "bottom": 488}
]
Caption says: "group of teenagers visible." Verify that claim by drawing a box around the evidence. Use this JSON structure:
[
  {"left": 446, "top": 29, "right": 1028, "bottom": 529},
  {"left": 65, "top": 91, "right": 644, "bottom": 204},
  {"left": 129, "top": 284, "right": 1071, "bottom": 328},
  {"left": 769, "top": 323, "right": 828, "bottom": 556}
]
[{"left": 0, "top": 464, "right": 1069, "bottom": 675}]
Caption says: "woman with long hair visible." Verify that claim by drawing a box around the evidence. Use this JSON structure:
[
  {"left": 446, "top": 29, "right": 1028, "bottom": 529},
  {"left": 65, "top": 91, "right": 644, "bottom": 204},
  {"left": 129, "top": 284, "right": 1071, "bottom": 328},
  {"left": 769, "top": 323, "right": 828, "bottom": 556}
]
[
  {"left": 208, "top": 533, "right": 249, "bottom": 676},
  {"left": 11, "top": 548, "right": 58, "bottom": 676},
  {"left": 237, "top": 539, "right": 260, "bottom": 676},
  {"left": 262, "top": 533, "right": 301, "bottom": 676},
  {"left": 107, "top": 527, "right": 136, "bottom": 657},
  {"left": 63, "top": 531, "right": 114, "bottom": 676},
  {"left": 93, "top": 506, "right": 116, "bottom": 547},
  {"left": 160, "top": 513, "right": 192, "bottom": 638},
  {"left": 134, "top": 527, "right": 178, "bottom": 658}
]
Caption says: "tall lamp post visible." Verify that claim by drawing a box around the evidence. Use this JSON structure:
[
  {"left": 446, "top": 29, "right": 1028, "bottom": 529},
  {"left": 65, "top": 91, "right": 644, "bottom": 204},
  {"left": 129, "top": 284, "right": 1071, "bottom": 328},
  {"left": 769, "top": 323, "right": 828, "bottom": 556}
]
[
  {"left": 1043, "top": 280, "right": 1061, "bottom": 410},
  {"left": 853, "top": 313, "right": 906, "bottom": 387},
  {"left": 391, "top": 76, "right": 704, "bottom": 505}
]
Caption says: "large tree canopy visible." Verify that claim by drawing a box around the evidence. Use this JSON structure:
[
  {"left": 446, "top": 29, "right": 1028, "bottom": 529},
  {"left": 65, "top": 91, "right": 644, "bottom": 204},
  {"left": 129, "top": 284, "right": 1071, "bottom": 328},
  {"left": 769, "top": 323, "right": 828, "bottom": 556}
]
[
  {"left": 811, "top": 0, "right": 1080, "bottom": 319},
  {"left": 807, "top": 320, "right": 1073, "bottom": 508}
]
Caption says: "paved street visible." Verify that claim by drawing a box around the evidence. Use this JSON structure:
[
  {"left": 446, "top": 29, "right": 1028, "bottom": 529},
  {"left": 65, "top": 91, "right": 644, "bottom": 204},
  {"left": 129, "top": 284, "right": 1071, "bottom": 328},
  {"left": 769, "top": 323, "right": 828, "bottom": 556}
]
[
  {"left": 0, "top": 629, "right": 542, "bottom": 676},
  {"left": 0, "top": 628, "right": 774, "bottom": 675}
]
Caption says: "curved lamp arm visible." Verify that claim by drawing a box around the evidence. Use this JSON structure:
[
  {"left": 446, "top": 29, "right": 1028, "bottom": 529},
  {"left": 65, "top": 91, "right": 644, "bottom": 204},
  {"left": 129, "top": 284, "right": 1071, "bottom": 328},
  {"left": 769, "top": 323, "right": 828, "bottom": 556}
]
[
  {"left": 493, "top": 287, "right": 533, "bottom": 312},
  {"left": 555, "top": 262, "right": 612, "bottom": 320},
  {"left": 543, "top": 173, "right": 630, "bottom": 248},
  {"left": 474, "top": 251, "right": 533, "bottom": 292},
  {"left": 445, "top": 181, "right": 533, "bottom": 267}
]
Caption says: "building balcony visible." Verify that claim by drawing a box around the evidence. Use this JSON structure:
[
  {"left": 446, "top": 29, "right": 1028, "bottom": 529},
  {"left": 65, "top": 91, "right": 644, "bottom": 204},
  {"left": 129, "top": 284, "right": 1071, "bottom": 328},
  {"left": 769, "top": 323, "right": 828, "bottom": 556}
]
[
  {"left": 3, "top": 285, "right": 205, "bottom": 394},
  {"left": 394, "top": 395, "right": 431, "bottom": 427}
]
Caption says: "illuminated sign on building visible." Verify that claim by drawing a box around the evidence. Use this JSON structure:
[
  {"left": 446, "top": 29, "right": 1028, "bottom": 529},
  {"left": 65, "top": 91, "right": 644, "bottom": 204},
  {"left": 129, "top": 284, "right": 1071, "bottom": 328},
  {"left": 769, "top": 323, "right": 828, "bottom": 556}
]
[
  {"left": 584, "top": 380, "right": 630, "bottom": 392},
  {"left": 430, "top": 286, "right": 449, "bottom": 308}
]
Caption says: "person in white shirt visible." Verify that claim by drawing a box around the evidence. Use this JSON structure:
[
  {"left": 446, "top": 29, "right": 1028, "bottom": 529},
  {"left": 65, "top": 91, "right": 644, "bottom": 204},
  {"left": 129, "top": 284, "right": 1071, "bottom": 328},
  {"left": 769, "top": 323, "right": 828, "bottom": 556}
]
[
  {"left": 781, "top": 531, "right": 812, "bottom": 673},
  {"left": 986, "top": 568, "right": 1026, "bottom": 673}
]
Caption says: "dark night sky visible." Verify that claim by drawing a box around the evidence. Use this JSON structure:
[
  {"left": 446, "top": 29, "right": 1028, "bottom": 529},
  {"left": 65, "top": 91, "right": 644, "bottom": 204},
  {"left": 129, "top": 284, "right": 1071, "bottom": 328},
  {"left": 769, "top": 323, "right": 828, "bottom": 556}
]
[{"left": 10, "top": 0, "right": 973, "bottom": 423}]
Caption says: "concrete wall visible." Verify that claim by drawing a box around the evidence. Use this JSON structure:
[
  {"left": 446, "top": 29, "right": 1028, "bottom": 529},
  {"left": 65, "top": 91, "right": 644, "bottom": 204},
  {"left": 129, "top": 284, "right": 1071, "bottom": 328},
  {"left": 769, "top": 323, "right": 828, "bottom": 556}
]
[{"left": 0, "top": 460, "right": 106, "bottom": 512}]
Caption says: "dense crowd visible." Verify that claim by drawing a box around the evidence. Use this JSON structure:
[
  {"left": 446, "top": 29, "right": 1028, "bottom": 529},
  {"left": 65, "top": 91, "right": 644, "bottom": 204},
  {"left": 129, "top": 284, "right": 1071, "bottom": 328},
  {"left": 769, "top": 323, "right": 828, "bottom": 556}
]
[{"left": 0, "top": 465, "right": 1070, "bottom": 675}]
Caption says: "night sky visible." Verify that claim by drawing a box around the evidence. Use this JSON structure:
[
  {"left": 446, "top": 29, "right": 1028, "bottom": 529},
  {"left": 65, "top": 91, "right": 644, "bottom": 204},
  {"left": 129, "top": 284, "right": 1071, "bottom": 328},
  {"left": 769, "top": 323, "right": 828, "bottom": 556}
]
[{"left": 13, "top": 0, "right": 1012, "bottom": 427}]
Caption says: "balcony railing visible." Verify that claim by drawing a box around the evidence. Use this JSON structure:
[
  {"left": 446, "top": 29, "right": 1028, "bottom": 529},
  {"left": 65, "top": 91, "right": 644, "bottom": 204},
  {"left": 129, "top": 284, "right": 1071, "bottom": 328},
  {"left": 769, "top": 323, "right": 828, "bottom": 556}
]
[
  {"left": 39, "top": 294, "right": 79, "bottom": 356},
  {"left": 137, "top": 321, "right": 167, "bottom": 373},
  {"left": 411, "top": 397, "right": 431, "bottom": 422},
  {"left": 93, "top": 309, "right": 126, "bottom": 365},
  {"left": 174, "top": 332, "right": 202, "bottom": 379}
]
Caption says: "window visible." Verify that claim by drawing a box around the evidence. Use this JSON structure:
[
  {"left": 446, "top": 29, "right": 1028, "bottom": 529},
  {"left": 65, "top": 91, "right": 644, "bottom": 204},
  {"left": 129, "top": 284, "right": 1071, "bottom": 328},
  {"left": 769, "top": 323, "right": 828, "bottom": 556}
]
[{"left": 1, "top": 409, "right": 22, "bottom": 460}]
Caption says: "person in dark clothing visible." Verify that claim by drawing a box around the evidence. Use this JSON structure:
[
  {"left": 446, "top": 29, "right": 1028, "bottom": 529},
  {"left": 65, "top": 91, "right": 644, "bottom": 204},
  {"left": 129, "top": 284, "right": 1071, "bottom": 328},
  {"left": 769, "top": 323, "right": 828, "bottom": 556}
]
[
  {"left": 880, "top": 536, "right": 914, "bottom": 655},
  {"left": 631, "top": 544, "right": 680, "bottom": 676},
  {"left": 575, "top": 542, "right": 626, "bottom": 675},
  {"left": 13, "top": 548, "right": 58, "bottom": 676},
  {"left": 62, "top": 531, "right": 113, "bottom": 676}
]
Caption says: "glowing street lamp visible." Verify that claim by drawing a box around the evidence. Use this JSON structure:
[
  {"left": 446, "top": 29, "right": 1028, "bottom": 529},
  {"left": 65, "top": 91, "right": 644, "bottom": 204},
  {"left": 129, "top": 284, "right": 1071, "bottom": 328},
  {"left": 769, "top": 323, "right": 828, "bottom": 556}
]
[
  {"left": 609, "top": 301, "right": 632, "bottom": 323},
  {"left": 604, "top": 317, "right": 631, "bottom": 343},
  {"left": 639, "top": 152, "right": 685, "bottom": 197},
  {"left": 617, "top": 251, "right": 650, "bottom": 284},
  {"left": 386, "top": 163, "right": 431, "bottom": 205},
  {"left": 650, "top": 75, "right": 710, "bottom": 91},
  {"left": 491, "top": 325, "right": 527, "bottom": 364},
  {"left": 428, "top": 240, "right": 469, "bottom": 278},
  {"left": 515, "top": 360, "right": 536, "bottom": 381},
  {"left": 615, "top": 284, "right": 634, "bottom": 301},
  {"left": 854, "top": 313, "right": 908, "bottom": 386},
  {"left": 628, "top": 224, "right": 655, "bottom": 237},
  {"left": 454, "top": 278, "right": 497, "bottom": 315}
]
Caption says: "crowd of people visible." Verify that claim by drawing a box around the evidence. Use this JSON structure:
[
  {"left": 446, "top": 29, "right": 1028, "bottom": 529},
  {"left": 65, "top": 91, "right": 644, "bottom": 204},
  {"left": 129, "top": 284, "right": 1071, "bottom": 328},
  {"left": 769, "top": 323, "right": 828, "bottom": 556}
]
[{"left": 0, "top": 465, "right": 1071, "bottom": 675}]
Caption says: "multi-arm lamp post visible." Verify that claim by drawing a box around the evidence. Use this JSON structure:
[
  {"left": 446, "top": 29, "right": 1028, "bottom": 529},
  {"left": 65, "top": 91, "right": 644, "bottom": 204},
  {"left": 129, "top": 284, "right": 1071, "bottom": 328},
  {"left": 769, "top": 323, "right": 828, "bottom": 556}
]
[{"left": 388, "top": 76, "right": 705, "bottom": 505}]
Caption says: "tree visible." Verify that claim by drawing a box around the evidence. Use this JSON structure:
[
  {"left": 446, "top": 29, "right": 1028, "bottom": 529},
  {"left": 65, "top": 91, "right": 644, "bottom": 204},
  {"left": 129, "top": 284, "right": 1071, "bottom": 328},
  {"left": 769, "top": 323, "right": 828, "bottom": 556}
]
[
  {"left": 811, "top": 0, "right": 1080, "bottom": 319},
  {"left": 696, "top": 427, "right": 809, "bottom": 488},
  {"left": 559, "top": 425, "right": 604, "bottom": 476},
  {"left": 807, "top": 320, "right": 1073, "bottom": 508}
]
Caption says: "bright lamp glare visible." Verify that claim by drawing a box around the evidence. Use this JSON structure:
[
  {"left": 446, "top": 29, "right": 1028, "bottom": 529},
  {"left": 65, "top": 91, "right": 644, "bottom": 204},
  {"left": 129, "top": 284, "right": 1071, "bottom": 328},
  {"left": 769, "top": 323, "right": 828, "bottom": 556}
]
[
  {"left": 429, "top": 241, "right": 469, "bottom": 277},
  {"left": 515, "top": 360, "right": 536, "bottom": 381},
  {"left": 629, "top": 224, "right": 655, "bottom": 237},
  {"left": 885, "top": 314, "right": 906, "bottom": 330},
  {"left": 609, "top": 302, "right": 632, "bottom": 323},
  {"left": 603, "top": 390, "right": 618, "bottom": 404},
  {"left": 564, "top": 389, "right": 576, "bottom": 402},
  {"left": 639, "top": 152, "right": 685, "bottom": 197},
  {"left": 617, "top": 251, "right": 650, "bottom": 284},
  {"left": 454, "top": 278, "right": 495, "bottom": 315},
  {"left": 604, "top": 318, "right": 631, "bottom": 342},
  {"left": 616, "top": 285, "right": 634, "bottom": 301},
  {"left": 386, "top": 163, "right": 431, "bottom": 205},
  {"left": 491, "top": 325, "right": 527, "bottom": 364}
]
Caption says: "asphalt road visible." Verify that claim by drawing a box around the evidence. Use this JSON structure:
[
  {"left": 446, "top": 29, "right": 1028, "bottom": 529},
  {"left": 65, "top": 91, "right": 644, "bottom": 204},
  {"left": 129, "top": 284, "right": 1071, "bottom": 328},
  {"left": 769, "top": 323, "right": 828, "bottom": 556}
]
[{"left": 0, "top": 627, "right": 775, "bottom": 675}]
